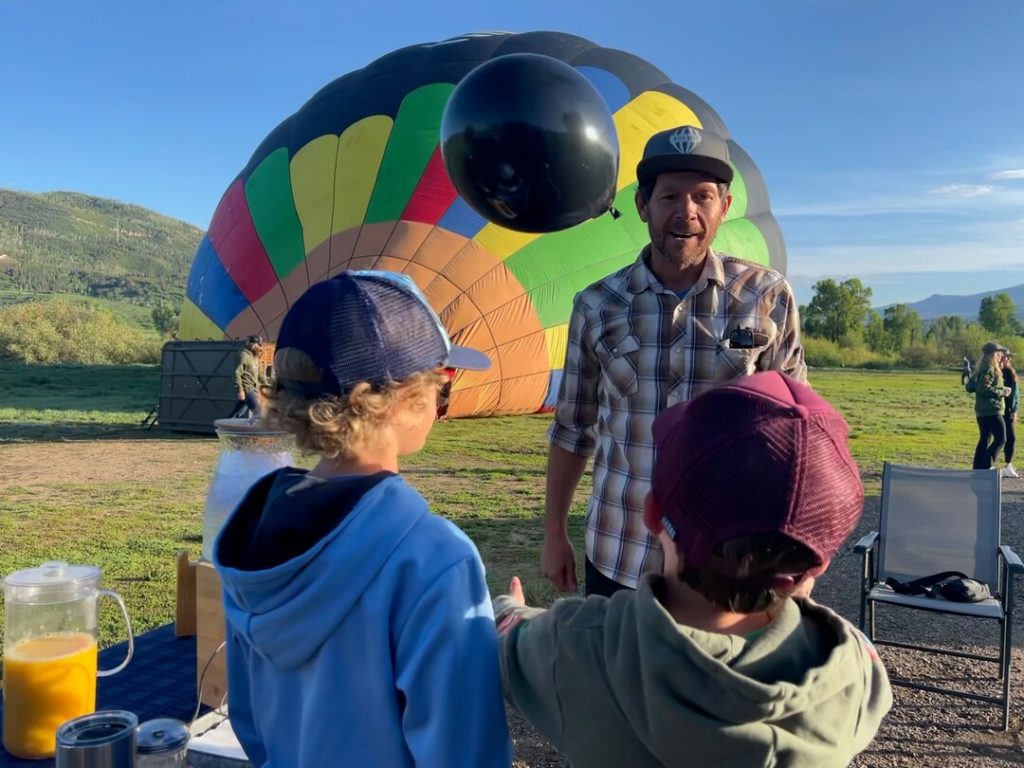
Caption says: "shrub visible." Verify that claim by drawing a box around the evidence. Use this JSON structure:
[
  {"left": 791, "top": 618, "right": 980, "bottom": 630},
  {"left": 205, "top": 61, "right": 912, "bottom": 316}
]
[
  {"left": 899, "top": 345, "right": 942, "bottom": 369},
  {"left": 803, "top": 336, "right": 895, "bottom": 369},
  {"left": 0, "top": 298, "right": 161, "bottom": 364},
  {"left": 802, "top": 337, "right": 846, "bottom": 368}
]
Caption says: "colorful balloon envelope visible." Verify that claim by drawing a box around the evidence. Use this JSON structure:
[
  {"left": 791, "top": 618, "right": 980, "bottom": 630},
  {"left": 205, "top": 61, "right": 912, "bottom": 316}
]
[{"left": 180, "top": 31, "right": 787, "bottom": 417}]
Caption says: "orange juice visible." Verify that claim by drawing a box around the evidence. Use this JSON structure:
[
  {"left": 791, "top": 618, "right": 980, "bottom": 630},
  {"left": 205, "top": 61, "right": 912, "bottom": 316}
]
[{"left": 2, "top": 632, "right": 97, "bottom": 759}]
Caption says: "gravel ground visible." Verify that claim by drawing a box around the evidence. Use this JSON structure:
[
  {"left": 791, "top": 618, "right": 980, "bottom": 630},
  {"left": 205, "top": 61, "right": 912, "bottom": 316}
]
[{"left": 508, "top": 479, "right": 1024, "bottom": 767}]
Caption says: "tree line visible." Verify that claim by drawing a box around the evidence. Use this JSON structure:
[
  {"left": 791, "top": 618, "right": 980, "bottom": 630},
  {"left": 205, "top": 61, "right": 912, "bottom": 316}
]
[{"left": 800, "top": 278, "right": 1020, "bottom": 369}]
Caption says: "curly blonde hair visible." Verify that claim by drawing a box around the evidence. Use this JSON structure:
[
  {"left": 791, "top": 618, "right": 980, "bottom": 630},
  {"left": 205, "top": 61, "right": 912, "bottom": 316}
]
[{"left": 264, "top": 347, "right": 445, "bottom": 459}]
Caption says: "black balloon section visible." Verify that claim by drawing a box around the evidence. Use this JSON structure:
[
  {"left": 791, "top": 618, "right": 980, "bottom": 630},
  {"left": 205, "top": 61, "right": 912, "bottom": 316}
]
[{"left": 441, "top": 53, "right": 619, "bottom": 233}]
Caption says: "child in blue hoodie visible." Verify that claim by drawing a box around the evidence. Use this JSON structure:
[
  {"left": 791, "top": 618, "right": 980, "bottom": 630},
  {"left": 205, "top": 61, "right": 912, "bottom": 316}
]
[{"left": 213, "top": 270, "right": 513, "bottom": 768}]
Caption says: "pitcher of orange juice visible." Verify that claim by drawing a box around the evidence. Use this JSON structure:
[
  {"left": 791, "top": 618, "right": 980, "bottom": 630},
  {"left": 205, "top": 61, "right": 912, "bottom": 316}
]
[{"left": 2, "top": 561, "right": 134, "bottom": 759}]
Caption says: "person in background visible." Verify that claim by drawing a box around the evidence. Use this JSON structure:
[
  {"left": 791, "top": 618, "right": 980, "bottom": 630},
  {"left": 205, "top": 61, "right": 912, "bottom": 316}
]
[
  {"left": 966, "top": 341, "right": 1011, "bottom": 470},
  {"left": 543, "top": 125, "right": 806, "bottom": 598},
  {"left": 1002, "top": 351, "right": 1019, "bottom": 479},
  {"left": 961, "top": 354, "right": 973, "bottom": 386},
  {"left": 495, "top": 372, "right": 892, "bottom": 767},
  {"left": 436, "top": 367, "right": 457, "bottom": 420},
  {"left": 230, "top": 335, "right": 268, "bottom": 419},
  {"left": 213, "top": 271, "right": 512, "bottom": 768}
]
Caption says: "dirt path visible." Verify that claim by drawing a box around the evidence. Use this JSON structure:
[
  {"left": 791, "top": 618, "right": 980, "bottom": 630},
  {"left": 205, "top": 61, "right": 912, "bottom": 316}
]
[{"left": 1, "top": 439, "right": 219, "bottom": 489}]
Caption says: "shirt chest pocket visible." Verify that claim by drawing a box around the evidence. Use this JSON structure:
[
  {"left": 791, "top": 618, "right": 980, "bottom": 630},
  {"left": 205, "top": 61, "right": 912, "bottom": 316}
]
[
  {"left": 715, "top": 341, "right": 773, "bottom": 381},
  {"left": 595, "top": 335, "right": 640, "bottom": 399}
]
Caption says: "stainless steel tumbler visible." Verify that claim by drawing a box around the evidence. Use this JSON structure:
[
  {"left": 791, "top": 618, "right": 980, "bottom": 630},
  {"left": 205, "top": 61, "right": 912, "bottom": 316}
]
[{"left": 55, "top": 710, "right": 138, "bottom": 768}]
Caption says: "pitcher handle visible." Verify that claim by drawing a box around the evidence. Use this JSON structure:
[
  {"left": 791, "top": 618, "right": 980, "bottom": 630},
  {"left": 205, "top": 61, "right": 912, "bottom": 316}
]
[{"left": 97, "top": 588, "right": 134, "bottom": 677}]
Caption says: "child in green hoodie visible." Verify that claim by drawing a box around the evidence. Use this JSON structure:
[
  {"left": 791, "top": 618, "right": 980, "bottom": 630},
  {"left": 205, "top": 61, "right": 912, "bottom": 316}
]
[{"left": 494, "top": 372, "right": 892, "bottom": 767}]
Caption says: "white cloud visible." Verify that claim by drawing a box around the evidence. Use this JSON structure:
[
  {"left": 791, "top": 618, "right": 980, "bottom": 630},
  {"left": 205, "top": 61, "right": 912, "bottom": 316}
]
[
  {"left": 929, "top": 184, "right": 994, "bottom": 198},
  {"left": 990, "top": 169, "right": 1024, "bottom": 180},
  {"left": 788, "top": 241, "right": 1024, "bottom": 278}
]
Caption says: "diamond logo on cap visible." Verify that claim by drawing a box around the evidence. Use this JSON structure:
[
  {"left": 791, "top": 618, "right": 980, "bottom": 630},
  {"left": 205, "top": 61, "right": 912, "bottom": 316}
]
[{"left": 669, "top": 126, "right": 702, "bottom": 155}]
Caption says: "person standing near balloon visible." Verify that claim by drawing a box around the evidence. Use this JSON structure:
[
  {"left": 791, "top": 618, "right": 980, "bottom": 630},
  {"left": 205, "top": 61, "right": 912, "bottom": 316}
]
[
  {"left": 230, "top": 335, "right": 268, "bottom": 420},
  {"left": 1001, "top": 351, "right": 1019, "bottom": 478},
  {"left": 965, "top": 341, "right": 1011, "bottom": 470},
  {"left": 542, "top": 125, "right": 807, "bottom": 597}
]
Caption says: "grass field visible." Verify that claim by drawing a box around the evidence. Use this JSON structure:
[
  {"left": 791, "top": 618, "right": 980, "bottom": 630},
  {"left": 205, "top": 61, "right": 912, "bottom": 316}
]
[{"left": 0, "top": 363, "right": 983, "bottom": 648}]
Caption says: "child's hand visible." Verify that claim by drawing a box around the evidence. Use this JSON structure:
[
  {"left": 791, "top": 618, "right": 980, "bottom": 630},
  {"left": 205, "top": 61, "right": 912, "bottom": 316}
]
[
  {"left": 508, "top": 576, "right": 525, "bottom": 606},
  {"left": 495, "top": 576, "right": 528, "bottom": 636},
  {"left": 792, "top": 576, "right": 816, "bottom": 599}
]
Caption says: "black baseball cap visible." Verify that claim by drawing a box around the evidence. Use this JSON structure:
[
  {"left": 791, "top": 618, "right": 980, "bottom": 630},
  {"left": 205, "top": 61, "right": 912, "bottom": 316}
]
[
  {"left": 982, "top": 341, "right": 1009, "bottom": 355},
  {"left": 636, "top": 125, "right": 734, "bottom": 187}
]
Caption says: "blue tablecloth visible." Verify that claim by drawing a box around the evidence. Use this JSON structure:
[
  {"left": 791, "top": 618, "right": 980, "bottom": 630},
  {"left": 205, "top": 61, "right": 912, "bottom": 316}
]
[{"left": 0, "top": 624, "right": 203, "bottom": 766}]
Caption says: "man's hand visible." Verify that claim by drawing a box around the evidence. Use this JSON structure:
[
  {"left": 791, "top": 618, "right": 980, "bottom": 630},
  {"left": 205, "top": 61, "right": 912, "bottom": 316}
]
[
  {"left": 541, "top": 530, "right": 578, "bottom": 593},
  {"left": 238, "top": 389, "right": 245, "bottom": 400}
]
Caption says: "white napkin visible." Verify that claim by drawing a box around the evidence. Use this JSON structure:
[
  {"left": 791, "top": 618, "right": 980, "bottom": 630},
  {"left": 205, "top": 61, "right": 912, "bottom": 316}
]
[{"left": 187, "top": 712, "right": 251, "bottom": 762}]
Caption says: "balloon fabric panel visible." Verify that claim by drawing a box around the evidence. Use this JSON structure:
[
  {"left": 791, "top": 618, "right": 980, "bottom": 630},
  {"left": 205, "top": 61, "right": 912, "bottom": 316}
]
[
  {"left": 178, "top": 298, "right": 225, "bottom": 341},
  {"left": 364, "top": 84, "right": 454, "bottom": 225},
  {"left": 327, "top": 115, "right": 394, "bottom": 276},
  {"left": 186, "top": 234, "right": 250, "bottom": 331},
  {"left": 290, "top": 134, "right": 339, "bottom": 256},
  {"left": 246, "top": 149, "right": 308, "bottom": 314},
  {"left": 402, "top": 148, "right": 459, "bottom": 224},
  {"left": 713, "top": 218, "right": 770, "bottom": 268},
  {"left": 207, "top": 181, "right": 279, "bottom": 306},
  {"left": 437, "top": 197, "right": 487, "bottom": 239}
]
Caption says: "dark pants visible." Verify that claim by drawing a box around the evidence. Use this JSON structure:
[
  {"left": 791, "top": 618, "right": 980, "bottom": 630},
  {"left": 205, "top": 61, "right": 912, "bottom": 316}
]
[
  {"left": 974, "top": 414, "right": 1006, "bottom": 469},
  {"left": 1005, "top": 414, "right": 1017, "bottom": 463},
  {"left": 229, "top": 390, "right": 261, "bottom": 419},
  {"left": 585, "top": 558, "right": 633, "bottom": 598}
]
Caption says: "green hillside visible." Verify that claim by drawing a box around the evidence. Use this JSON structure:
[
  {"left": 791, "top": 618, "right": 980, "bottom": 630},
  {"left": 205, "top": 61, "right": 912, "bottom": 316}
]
[{"left": 0, "top": 188, "right": 202, "bottom": 306}]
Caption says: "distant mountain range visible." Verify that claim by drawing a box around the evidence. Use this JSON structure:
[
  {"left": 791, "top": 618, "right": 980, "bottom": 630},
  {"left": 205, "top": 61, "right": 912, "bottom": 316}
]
[
  {"left": 0, "top": 188, "right": 201, "bottom": 305},
  {"left": 878, "top": 285, "right": 1024, "bottom": 321}
]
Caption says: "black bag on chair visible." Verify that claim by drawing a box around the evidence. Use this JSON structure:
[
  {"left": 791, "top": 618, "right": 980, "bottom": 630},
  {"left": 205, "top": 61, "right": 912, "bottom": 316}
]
[{"left": 885, "top": 570, "right": 991, "bottom": 603}]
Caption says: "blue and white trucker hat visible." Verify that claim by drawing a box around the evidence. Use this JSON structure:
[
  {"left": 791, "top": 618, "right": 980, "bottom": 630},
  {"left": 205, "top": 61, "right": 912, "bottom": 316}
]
[{"left": 275, "top": 270, "right": 491, "bottom": 396}]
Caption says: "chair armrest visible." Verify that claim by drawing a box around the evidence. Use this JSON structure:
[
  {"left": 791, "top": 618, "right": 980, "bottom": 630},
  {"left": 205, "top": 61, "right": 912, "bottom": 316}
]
[
  {"left": 999, "top": 545, "right": 1024, "bottom": 574},
  {"left": 853, "top": 531, "right": 879, "bottom": 554}
]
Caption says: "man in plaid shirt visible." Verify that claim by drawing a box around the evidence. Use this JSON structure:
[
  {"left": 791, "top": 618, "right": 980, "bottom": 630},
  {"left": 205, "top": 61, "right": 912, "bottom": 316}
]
[{"left": 542, "top": 126, "right": 807, "bottom": 596}]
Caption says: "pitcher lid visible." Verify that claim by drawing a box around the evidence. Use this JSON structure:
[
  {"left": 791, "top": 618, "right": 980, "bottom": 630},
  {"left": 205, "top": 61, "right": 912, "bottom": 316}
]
[
  {"left": 4, "top": 561, "right": 100, "bottom": 589},
  {"left": 213, "top": 418, "right": 289, "bottom": 437},
  {"left": 137, "top": 718, "right": 190, "bottom": 753}
]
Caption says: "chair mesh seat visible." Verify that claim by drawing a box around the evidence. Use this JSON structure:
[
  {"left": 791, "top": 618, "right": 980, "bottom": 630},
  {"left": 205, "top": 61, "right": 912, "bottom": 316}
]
[{"left": 867, "top": 585, "right": 1003, "bottom": 620}]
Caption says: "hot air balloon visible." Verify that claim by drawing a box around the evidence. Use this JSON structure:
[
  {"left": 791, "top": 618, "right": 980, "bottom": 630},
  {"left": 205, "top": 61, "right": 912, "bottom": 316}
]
[{"left": 179, "top": 31, "right": 786, "bottom": 418}]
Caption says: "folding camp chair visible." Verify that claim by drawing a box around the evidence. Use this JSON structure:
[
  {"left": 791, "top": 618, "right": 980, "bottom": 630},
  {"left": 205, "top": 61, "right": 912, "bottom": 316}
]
[{"left": 855, "top": 462, "right": 1023, "bottom": 729}]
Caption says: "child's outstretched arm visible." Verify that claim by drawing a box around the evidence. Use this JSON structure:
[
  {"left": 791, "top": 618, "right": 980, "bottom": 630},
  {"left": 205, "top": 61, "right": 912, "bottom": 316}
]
[
  {"left": 394, "top": 556, "right": 513, "bottom": 768},
  {"left": 492, "top": 577, "right": 579, "bottom": 752}
]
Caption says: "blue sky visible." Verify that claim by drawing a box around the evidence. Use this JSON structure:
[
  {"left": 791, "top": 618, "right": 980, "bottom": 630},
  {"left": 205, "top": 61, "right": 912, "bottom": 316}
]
[{"left": 2, "top": 0, "right": 1022, "bottom": 307}]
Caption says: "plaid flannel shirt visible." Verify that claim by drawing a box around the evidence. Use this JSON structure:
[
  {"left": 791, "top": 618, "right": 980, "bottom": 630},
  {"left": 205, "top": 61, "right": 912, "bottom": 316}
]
[{"left": 549, "top": 247, "right": 807, "bottom": 588}]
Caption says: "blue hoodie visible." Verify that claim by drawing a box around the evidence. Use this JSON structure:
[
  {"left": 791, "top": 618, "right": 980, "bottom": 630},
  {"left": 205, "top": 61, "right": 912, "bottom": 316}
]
[{"left": 213, "top": 468, "right": 513, "bottom": 768}]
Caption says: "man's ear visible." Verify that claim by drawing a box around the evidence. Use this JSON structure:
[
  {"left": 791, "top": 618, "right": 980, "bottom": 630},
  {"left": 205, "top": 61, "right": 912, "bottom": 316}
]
[
  {"left": 643, "top": 491, "right": 663, "bottom": 537},
  {"left": 635, "top": 189, "right": 649, "bottom": 223}
]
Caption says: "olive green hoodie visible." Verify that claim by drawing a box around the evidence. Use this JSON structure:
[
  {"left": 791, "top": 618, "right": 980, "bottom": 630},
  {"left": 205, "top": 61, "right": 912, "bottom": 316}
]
[
  {"left": 968, "top": 363, "right": 1005, "bottom": 417},
  {"left": 495, "top": 575, "right": 892, "bottom": 768}
]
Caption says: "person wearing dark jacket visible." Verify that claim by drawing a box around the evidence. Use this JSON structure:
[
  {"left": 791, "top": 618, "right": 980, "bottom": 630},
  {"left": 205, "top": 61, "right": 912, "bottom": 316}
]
[
  {"left": 229, "top": 335, "right": 267, "bottom": 419},
  {"left": 1002, "top": 352, "right": 1019, "bottom": 478},
  {"left": 494, "top": 372, "right": 892, "bottom": 767},
  {"left": 967, "top": 341, "right": 1011, "bottom": 470},
  {"left": 213, "top": 272, "right": 511, "bottom": 768}
]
